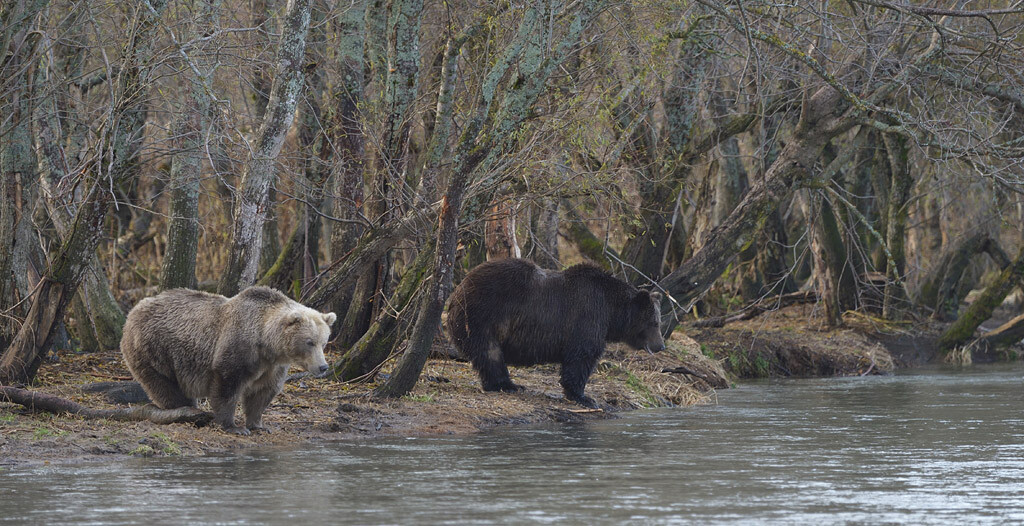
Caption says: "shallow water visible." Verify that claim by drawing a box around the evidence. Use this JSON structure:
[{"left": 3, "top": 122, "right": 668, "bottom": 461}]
[{"left": 2, "top": 363, "right": 1023, "bottom": 525}]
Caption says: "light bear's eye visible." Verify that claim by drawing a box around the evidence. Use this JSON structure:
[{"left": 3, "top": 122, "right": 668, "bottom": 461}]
[{"left": 306, "top": 339, "right": 314, "bottom": 347}]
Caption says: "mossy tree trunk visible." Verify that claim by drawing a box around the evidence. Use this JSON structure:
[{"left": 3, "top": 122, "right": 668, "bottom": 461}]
[
  {"left": 938, "top": 246, "right": 1024, "bottom": 354},
  {"left": 560, "top": 199, "right": 618, "bottom": 270},
  {"left": 0, "top": 0, "right": 46, "bottom": 346},
  {"left": 329, "top": 240, "right": 432, "bottom": 381},
  {"left": 336, "top": 0, "right": 423, "bottom": 345},
  {"left": 218, "top": 0, "right": 314, "bottom": 297},
  {"left": 326, "top": 0, "right": 367, "bottom": 322}
]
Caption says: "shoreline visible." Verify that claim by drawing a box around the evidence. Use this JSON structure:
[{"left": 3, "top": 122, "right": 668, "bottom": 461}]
[{"left": 0, "top": 308, "right": 950, "bottom": 468}]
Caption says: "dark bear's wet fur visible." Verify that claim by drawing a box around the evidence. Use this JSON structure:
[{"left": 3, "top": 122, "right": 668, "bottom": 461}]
[{"left": 446, "top": 258, "right": 666, "bottom": 408}]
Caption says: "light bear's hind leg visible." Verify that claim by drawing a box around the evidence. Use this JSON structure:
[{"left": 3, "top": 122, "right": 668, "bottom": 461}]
[{"left": 133, "top": 365, "right": 195, "bottom": 409}]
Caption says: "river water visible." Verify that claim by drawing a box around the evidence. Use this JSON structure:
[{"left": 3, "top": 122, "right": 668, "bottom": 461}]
[{"left": 2, "top": 363, "right": 1023, "bottom": 524}]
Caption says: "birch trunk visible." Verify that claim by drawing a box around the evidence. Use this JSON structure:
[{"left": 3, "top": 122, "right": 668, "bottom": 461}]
[{"left": 218, "top": 0, "right": 314, "bottom": 296}]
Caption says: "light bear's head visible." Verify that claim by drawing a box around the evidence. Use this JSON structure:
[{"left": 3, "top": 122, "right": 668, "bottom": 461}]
[{"left": 276, "top": 306, "right": 336, "bottom": 375}]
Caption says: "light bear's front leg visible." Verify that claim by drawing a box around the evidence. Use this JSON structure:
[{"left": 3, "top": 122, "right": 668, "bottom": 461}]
[
  {"left": 243, "top": 365, "right": 288, "bottom": 432},
  {"left": 210, "top": 370, "right": 249, "bottom": 435}
]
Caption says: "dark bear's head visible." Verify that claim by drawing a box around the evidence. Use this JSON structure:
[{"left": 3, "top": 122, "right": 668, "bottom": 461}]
[{"left": 624, "top": 290, "right": 666, "bottom": 353}]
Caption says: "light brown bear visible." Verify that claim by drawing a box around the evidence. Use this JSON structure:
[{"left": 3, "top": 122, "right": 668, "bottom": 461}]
[{"left": 120, "top": 286, "right": 336, "bottom": 435}]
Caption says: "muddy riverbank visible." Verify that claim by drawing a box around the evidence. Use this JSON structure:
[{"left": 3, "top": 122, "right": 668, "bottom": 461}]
[{"left": 0, "top": 308, "right": 938, "bottom": 467}]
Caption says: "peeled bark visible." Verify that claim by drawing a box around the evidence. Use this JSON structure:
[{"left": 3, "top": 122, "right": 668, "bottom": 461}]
[
  {"left": 484, "top": 200, "right": 520, "bottom": 260},
  {"left": 529, "top": 197, "right": 560, "bottom": 269},
  {"left": 938, "top": 246, "right": 1024, "bottom": 354},
  {"left": 219, "top": 0, "right": 314, "bottom": 297}
]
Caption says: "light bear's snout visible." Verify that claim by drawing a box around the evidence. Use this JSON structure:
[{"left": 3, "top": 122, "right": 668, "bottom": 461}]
[{"left": 298, "top": 345, "right": 329, "bottom": 374}]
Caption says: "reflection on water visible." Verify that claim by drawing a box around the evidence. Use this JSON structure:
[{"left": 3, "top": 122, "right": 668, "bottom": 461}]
[{"left": 2, "top": 363, "right": 1023, "bottom": 525}]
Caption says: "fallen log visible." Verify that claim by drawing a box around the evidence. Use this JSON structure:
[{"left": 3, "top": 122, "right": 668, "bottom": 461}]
[
  {"left": 0, "top": 386, "right": 211, "bottom": 426},
  {"left": 691, "top": 290, "right": 817, "bottom": 328}
]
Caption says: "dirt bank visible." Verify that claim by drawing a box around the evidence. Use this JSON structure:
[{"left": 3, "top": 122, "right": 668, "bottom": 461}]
[
  {"left": 1, "top": 333, "right": 726, "bottom": 467},
  {"left": 688, "top": 304, "right": 941, "bottom": 378}
]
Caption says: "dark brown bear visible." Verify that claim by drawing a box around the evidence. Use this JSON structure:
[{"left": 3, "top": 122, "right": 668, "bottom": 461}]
[{"left": 446, "top": 258, "right": 666, "bottom": 408}]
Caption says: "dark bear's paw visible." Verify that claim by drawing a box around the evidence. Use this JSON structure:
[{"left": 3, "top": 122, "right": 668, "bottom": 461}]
[
  {"left": 222, "top": 425, "right": 251, "bottom": 436},
  {"left": 566, "top": 393, "right": 598, "bottom": 409},
  {"left": 484, "top": 381, "right": 525, "bottom": 393},
  {"left": 498, "top": 382, "right": 525, "bottom": 393},
  {"left": 482, "top": 380, "right": 524, "bottom": 393}
]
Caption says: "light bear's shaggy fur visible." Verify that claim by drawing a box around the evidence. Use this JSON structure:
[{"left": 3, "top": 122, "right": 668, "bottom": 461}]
[{"left": 120, "top": 286, "right": 335, "bottom": 434}]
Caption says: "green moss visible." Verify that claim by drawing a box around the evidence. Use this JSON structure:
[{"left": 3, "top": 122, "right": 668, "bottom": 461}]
[{"left": 130, "top": 445, "right": 156, "bottom": 457}]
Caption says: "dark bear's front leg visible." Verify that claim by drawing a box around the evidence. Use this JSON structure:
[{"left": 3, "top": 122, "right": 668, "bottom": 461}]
[
  {"left": 559, "top": 346, "right": 601, "bottom": 409},
  {"left": 243, "top": 366, "right": 288, "bottom": 432}
]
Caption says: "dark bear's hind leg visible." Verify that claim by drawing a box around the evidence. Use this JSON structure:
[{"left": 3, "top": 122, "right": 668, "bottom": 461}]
[
  {"left": 560, "top": 349, "right": 600, "bottom": 408},
  {"left": 469, "top": 339, "right": 523, "bottom": 393}
]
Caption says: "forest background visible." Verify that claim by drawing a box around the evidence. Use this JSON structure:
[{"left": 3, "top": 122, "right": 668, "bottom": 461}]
[{"left": 1, "top": 0, "right": 1023, "bottom": 397}]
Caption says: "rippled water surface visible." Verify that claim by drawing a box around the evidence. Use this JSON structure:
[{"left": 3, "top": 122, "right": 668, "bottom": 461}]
[{"left": 2, "top": 363, "right": 1023, "bottom": 524}]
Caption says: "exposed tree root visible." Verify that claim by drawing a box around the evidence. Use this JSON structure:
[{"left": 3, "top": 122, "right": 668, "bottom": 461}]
[{"left": 0, "top": 386, "right": 211, "bottom": 426}]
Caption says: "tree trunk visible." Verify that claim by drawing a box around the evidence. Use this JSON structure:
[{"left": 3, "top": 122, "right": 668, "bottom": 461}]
[
  {"left": 218, "top": 0, "right": 314, "bottom": 297},
  {"left": 329, "top": 240, "right": 432, "bottom": 381},
  {"left": 324, "top": 0, "right": 367, "bottom": 323},
  {"left": 917, "top": 232, "right": 1004, "bottom": 320},
  {"left": 658, "top": 84, "right": 853, "bottom": 335},
  {"left": 561, "top": 199, "right": 618, "bottom": 270},
  {"left": 938, "top": 246, "right": 1024, "bottom": 354},
  {"left": 336, "top": 0, "right": 424, "bottom": 344},
  {"left": 529, "top": 197, "right": 560, "bottom": 269},
  {"left": 807, "top": 191, "right": 857, "bottom": 326},
  {"left": 881, "top": 132, "right": 911, "bottom": 319},
  {"left": 485, "top": 200, "right": 520, "bottom": 260},
  {"left": 0, "top": 0, "right": 50, "bottom": 345},
  {"left": 160, "top": 0, "right": 221, "bottom": 291}
]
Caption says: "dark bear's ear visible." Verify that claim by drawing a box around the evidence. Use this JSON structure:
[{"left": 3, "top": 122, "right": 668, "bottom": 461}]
[{"left": 650, "top": 291, "right": 663, "bottom": 302}]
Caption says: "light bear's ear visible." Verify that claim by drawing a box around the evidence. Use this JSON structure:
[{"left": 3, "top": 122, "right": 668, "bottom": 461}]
[
  {"left": 287, "top": 312, "right": 304, "bottom": 326},
  {"left": 322, "top": 312, "right": 337, "bottom": 325}
]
